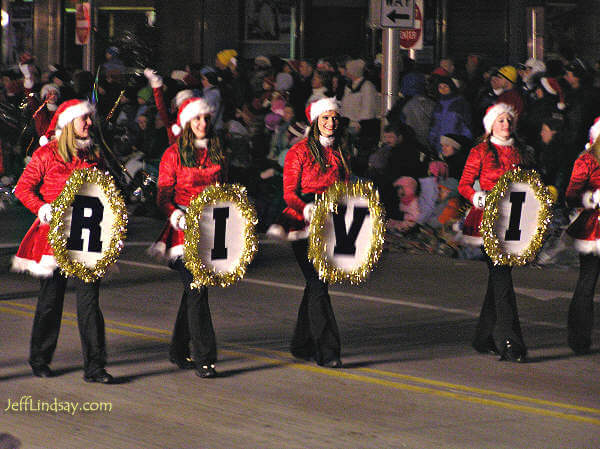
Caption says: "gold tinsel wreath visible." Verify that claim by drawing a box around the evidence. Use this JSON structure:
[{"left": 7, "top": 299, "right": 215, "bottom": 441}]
[
  {"left": 48, "top": 167, "right": 128, "bottom": 282},
  {"left": 308, "top": 180, "right": 385, "bottom": 284},
  {"left": 184, "top": 183, "right": 258, "bottom": 289},
  {"left": 481, "top": 168, "right": 554, "bottom": 266}
]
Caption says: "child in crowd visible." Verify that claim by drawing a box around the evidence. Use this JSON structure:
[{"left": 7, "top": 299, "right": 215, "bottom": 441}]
[
  {"left": 388, "top": 176, "right": 420, "bottom": 234},
  {"left": 418, "top": 160, "right": 449, "bottom": 226}
]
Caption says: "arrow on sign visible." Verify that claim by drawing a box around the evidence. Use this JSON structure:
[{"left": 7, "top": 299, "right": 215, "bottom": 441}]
[{"left": 387, "top": 10, "right": 410, "bottom": 22}]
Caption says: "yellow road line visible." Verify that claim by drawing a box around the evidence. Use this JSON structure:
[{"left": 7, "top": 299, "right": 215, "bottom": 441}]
[{"left": 1, "top": 302, "right": 599, "bottom": 426}]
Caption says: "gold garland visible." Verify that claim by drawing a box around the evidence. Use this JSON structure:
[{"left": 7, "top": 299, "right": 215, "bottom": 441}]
[
  {"left": 308, "top": 180, "right": 385, "bottom": 284},
  {"left": 48, "top": 167, "right": 128, "bottom": 282},
  {"left": 481, "top": 168, "right": 554, "bottom": 266},
  {"left": 184, "top": 183, "right": 258, "bottom": 288}
]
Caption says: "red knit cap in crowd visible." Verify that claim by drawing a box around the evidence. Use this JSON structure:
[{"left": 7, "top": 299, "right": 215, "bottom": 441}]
[{"left": 540, "top": 77, "right": 566, "bottom": 110}]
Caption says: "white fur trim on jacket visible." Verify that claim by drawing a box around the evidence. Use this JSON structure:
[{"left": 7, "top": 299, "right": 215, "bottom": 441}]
[
  {"left": 458, "top": 233, "right": 483, "bottom": 247},
  {"left": 147, "top": 241, "right": 184, "bottom": 261},
  {"left": 266, "top": 224, "right": 286, "bottom": 241},
  {"left": 303, "top": 202, "right": 316, "bottom": 223},
  {"left": 11, "top": 254, "right": 57, "bottom": 278}
]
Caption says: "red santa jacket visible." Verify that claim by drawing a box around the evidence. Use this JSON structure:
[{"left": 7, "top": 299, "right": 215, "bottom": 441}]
[
  {"left": 281, "top": 138, "right": 349, "bottom": 229},
  {"left": 150, "top": 142, "right": 226, "bottom": 260},
  {"left": 458, "top": 138, "right": 521, "bottom": 245},
  {"left": 153, "top": 86, "right": 177, "bottom": 145},
  {"left": 12, "top": 141, "right": 102, "bottom": 276},
  {"left": 565, "top": 151, "right": 600, "bottom": 253}
]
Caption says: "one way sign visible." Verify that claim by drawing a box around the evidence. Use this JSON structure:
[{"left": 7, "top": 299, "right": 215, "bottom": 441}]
[{"left": 381, "top": 0, "right": 414, "bottom": 28}]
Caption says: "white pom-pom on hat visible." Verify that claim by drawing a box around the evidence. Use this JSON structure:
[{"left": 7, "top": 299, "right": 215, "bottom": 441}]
[
  {"left": 305, "top": 97, "right": 340, "bottom": 123},
  {"left": 483, "top": 103, "right": 516, "bottom": 134}
]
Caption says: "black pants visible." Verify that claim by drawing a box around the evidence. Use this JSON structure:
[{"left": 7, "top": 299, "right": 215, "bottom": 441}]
[
  {"left": 170, "top": 258, "right": 217, "bottom": 365},
  {"left": 290, "top": 239, "right": 341, "bottom": 364},
  {"left": 29, "top": 269, "right": 106, "bottom": 376},
  {"left": 568, "top": 253, "right": 598, "bottom": 350},
  {"left": 472, "top": 256, "right": 526, "bottom": 354}
]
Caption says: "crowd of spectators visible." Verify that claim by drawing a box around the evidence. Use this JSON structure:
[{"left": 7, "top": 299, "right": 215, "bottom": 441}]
[{"left": 1, "top": 47, "right": 600, "bottom": 261}]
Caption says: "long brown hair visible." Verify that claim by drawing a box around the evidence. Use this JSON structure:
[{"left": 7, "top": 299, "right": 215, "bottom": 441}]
[
  {"left": 589, "top": 138, "right": 600, "bottom": 163},
  {"left": 306, "top": 119, "right": 350, "bottom": 175},
  {"left": 177, "top": 121, "right": 226, "bottom": 168}
]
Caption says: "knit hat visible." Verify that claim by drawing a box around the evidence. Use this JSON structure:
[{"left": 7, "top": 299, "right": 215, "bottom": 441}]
[
  {"left": 539, "top": 77, "right": 566, "bottom": 110},
  {"left": 305, "top": 97, "right": 340, "bottom": 123},
  {"left": 200, "top": 66, "right": 219, "bottom": 86},
  {"left": 137, "top": 86, "right": 152, "bottom": 103},
  {"left": 524, "top": 58, "right": 546, "bottom": 75},
  {"left": 587, "top": 116, "right": 600, "bottom": 148},
  {"left": 495, "top": 65, "right": 518, "bottom": 84},
  {"left": 483, "top": 103, "right": 516, "bottom": 134},
  {"left": 171, "top": 97, "right": 214, "bottom": 136},
  {"left": 440, "top": 134, "right": 462, "bottom": 150},
  {"left": 393, "top": 176, "right": 418, "bottom": 197},
  {"left": 428, "top": 161, "right": 449, "bottom": 179},
  {"left": 216, "top": 49, "right": 237, "bottom": 67},
  {"left": 275, "top": 72, "right": 293, "bottom": 92},
  {"left": 345, "top": 59, "right": 366, "bottom": 78},
  {"left": 40, "top": 99, "right": 94, "bottom": 145},
  {"left": 254, "top": 55, "right": 271, "bottom": 68},
  {"left": 106, "top": 46, "right": 119, "bottom": 57},
  {"left": 173, "top": 89, "right": 194, "bottom": 109},
  {"left": 40, "top": 83, "right": 59, "bottom": 100}
]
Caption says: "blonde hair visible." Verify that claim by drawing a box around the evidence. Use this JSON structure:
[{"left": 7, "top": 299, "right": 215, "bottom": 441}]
[
  {"left": 590, "top": 138, "right": 600, "bottom": 163},
  {"left": 56, "top": 122, "right": 79, "bottom": 163}
]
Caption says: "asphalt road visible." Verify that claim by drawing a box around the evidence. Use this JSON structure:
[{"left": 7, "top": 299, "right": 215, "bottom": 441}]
[{"left": 0, "top": 204, "right": 599, "bottom": 448}]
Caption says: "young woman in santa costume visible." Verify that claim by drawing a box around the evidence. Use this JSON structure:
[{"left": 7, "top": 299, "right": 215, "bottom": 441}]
[
  {"left": 459, "top": 102, "right": 535, "bottom": 363},
  {"left": 149, "top": 97, "right": 226, "bottom": 378},
  {"left": 12, "top": 99, "right": 114, "bottom": 383},
  {"left": 276, "top": 97, "right": 350, "bottom": 368},
  {"left": 563, "top": 117, "right": 600, "bottom": 355}
]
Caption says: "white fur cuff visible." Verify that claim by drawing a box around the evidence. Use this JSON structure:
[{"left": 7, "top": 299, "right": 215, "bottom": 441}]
[
  {"left": 472, "top": 191, "right": 487, "bottom": 209},
  {"left": 38, "top": 203, "right": 53, "bottom": 224},
  {"left": 582, "top": 191, "right": 596, "bottom": 209},
  {"left": 170, "top": 209, "right": 185, "bottom": 230},
  {"left": 303, "top": 202, "right": 315, "bottom": 223}
]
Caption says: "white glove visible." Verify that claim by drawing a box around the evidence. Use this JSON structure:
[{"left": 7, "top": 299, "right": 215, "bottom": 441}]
[
  {"left": 19, "top": 63, "right": 34, "bottom": 89},
  {"left": 38, "top": 203, "right": 53, "bottom": 224},
  {"left": 144, "top": 68, "right": 163, "bottom": 89},
  {"left": 170, "top": 209, "right": 186, "bottom": 231},
  {"left": 18, "top": 63, "right": 32, "bottom": 78},
  {"left": 303, "top": 202, "right": 316, "bottom": 223},
  {"left": 472, "top": 191, "right": 487, "bottom": 210},
  {"left": 582, "top": 189, "right": 600, "bottom": 209}
]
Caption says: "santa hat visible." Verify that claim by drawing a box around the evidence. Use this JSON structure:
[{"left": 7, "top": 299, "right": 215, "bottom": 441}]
[
  {"left": 587, "top": 116, "right": 600, "bottom": 148},
  {"left": 173, "top": 89, "right": 193, "bottom": 109},
  {"left": 305, "top": 97, "right": 340, "bottom": 123},
  {"left": 171, "top": 97, "right": 214, "bottom": 136},
  {"left": 483, "top": 103, "right": 516, "bottom": 134},
  {"left": 39, "top": 99, "right": 94, "bottom": 146},
  {"left": 540, "top": 77, "right": 566, "bottom": 110},
  {"left": 40, "top": 83, "right": 59, "bottom": 100}
]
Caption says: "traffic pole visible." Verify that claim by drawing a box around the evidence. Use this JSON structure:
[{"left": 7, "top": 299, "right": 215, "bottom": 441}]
[{"left": 381, "top": 27, "right": 402, "bottom": 132}]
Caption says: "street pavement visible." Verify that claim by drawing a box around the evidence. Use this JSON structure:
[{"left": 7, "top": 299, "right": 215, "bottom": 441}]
[{"left": 0, "top": 203, "right": 599, "bottom": 448}]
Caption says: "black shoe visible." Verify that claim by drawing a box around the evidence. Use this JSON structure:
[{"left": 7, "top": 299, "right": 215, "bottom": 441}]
[
  {"left": 568, "top": 336, "right": 591, "bottom": 355},
  {"left": 83, "top": 369, "right": 114, "bottom": 384},
  {"left": 31, "top": 364, "right": 52, "bottom": 378},
  {"left": 473, "top": 336, "right": 500, "bottom": 355},
  {"left": 499, "top": 339, "right": 527, "bottom": 363},
  {"left": 169, "top": 356, "right": 195, "bottom": 369},
  {"left": 291, "top": 351, "right": 313, "bottom": 361},
  {"left": 196, "top": 364, "right": 217, "bottom": 378},
  {"left": 318, "top": 359, "right": 343, "bottom": 369}
]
